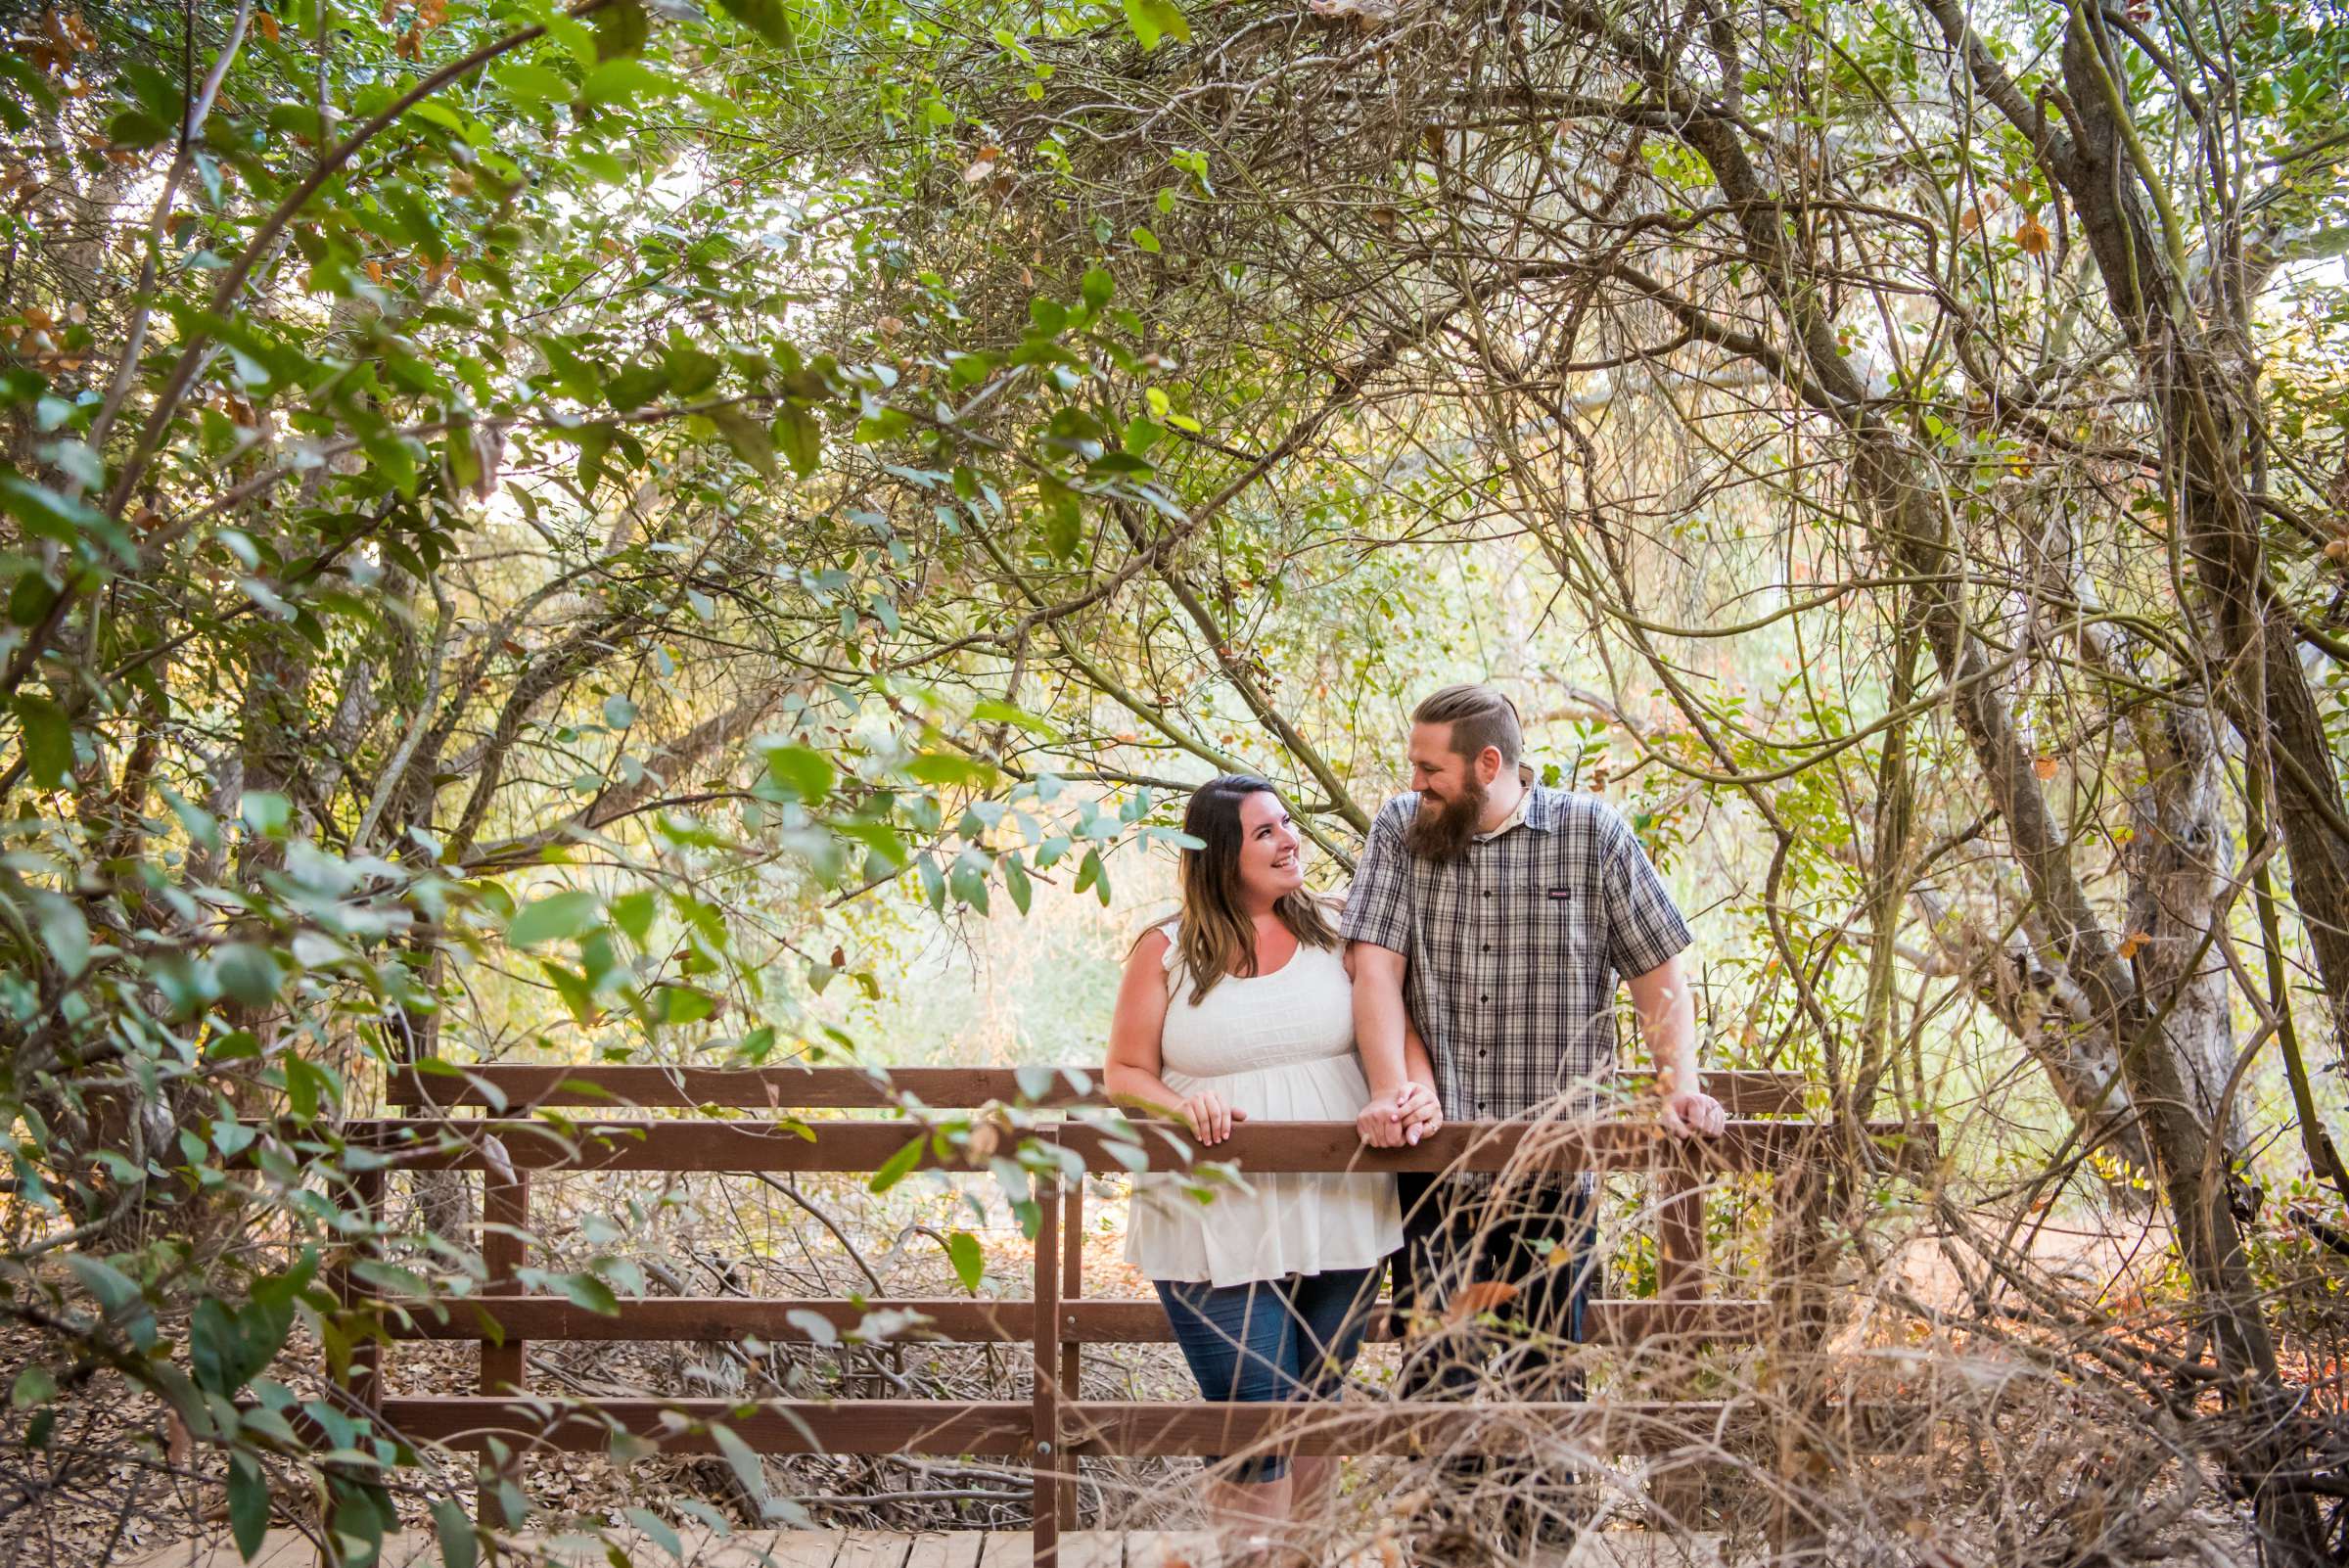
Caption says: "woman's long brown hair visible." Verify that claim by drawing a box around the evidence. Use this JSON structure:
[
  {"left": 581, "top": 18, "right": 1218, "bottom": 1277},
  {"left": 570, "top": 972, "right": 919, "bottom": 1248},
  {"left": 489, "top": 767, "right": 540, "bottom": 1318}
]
[{"left": 1169, "top": 775, "right": 1338, "bottom": 1004}]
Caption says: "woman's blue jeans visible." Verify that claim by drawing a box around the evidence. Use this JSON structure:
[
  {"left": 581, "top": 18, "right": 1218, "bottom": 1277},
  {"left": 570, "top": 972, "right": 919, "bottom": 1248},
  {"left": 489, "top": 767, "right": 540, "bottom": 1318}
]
[{"left": 1153, "top": 1268, "right": 1380, "bottom": 1483}]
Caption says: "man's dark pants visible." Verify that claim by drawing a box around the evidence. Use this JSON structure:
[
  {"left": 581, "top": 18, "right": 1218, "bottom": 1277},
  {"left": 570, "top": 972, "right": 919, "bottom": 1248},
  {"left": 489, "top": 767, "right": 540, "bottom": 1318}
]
[{"left": 1391, "top": 1172, "right": 1600, "bottom": 1543}]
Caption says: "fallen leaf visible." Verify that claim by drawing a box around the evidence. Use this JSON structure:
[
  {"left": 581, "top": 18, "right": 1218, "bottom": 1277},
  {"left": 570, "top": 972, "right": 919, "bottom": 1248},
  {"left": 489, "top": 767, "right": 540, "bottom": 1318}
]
[
  {"left": 2033, "top": 756, "right": 2058, "bottom": 780},
  {"left": 1444, "top": 1279, "right": 1520, "bottom": 1324},
  {"left": 2015, "top": 213, "right": 2050, "bottom": 255},
  {"left": 2117, "top": 931, "right": 2149, "bottom": 960}
]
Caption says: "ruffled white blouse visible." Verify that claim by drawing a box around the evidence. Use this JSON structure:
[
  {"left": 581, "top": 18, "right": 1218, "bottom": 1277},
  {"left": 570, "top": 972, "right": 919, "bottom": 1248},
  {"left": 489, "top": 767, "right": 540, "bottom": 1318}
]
[{"left": 1123, "top": 924, "right": 1404, "bottom": 1286}]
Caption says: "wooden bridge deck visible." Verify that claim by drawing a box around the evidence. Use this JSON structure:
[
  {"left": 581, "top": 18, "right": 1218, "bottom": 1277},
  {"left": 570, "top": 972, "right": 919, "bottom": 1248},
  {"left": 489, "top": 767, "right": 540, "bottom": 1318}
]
[{"left": 127, "top": 1527, "right": 1726, "bottom": 1568}]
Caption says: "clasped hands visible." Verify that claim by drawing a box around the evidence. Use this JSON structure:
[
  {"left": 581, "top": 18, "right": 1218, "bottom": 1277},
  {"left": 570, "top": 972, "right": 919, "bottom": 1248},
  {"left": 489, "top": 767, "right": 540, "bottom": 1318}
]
[{"left": 1356, "top": 1082, "right": 1444, "bottom": 1148}]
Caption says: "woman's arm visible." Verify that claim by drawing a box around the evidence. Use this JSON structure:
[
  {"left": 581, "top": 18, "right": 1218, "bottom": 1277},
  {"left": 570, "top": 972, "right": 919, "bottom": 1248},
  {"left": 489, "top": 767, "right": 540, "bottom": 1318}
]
[
  {"left": 1346, "top": 941, "right": 1442, "bottom": 1147},
  {"left": 1399, "top": 1016, "right": 1442, "bottom": 1139},
  {"left": 1103, "top": 929, "right": 1244, "bottom": 1143}
]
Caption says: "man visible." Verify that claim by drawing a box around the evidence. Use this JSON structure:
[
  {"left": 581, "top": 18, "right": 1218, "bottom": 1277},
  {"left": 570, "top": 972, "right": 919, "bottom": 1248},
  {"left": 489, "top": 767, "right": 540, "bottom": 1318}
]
[{"left": 1341, "top": 684, "right": 1727, "bottom": 1456}]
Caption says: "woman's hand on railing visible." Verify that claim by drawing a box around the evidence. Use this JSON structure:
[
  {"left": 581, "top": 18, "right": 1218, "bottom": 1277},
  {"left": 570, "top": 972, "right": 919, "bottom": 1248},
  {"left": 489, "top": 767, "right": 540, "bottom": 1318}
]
[{"left": 1179, "top": 1090, "right": 1244, "bottom": 1144}]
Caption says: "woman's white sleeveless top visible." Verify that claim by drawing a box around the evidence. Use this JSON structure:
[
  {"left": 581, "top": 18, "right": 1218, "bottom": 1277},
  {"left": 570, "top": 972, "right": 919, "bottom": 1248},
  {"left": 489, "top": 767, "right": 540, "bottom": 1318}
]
[{"left": 1122, "top": 924, "right": 1404, "bottom": 1286}]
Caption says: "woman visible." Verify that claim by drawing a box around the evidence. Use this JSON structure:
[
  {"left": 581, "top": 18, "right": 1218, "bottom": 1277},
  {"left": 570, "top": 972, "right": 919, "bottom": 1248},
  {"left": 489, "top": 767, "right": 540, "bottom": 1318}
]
[{"left": 1106, "top": 775, "right": 1442, "bottom": 1563}]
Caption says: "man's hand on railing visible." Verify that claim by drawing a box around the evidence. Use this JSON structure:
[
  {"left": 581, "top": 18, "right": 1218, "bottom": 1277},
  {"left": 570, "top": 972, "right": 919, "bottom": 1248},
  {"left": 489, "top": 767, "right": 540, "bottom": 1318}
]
[
  {"left": 1661, "top": 1086, "right": 1728, "bottom": 1138},
  {"left": 1357, "top": 1082, "right": 1443, "bottom": 1148},
  {"left": 1180, "top": 1090, "right": 1245, "bottom": 1144}
]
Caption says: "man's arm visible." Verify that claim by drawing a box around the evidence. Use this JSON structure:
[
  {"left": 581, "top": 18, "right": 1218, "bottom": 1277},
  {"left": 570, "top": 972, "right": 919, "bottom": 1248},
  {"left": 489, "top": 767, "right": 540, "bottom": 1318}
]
[{"left": 1626, "top": 951, "right": 1725, "bottom": 1137}]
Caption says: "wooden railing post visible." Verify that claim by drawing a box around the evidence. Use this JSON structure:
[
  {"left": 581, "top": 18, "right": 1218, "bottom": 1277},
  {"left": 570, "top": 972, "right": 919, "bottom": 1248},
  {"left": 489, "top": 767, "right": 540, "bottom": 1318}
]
[
  {"left": 1058, "top": 1174, "right": 1082, "bottom": 1531},
  {"left": 343, "top": 1156, "right": 385, "bottom": 1412},
  {"left": 1032, "top": 1163, "right": 1063, "bottom": 1568},
  {"left": 1650, "top": 1139, "right": 1709, "bottom": 1528},
  {"left": 1768, "top": 1135, "right": 1833, "bottom": 1558},
  {"left": 480, "top": 1170, "right": 530, "bottom": 1532}
]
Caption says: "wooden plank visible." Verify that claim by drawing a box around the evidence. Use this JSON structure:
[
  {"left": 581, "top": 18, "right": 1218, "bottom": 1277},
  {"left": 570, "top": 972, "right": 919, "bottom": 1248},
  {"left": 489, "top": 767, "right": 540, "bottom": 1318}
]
[
  {"left": 309, "top": 1118, "right": 1934, "bottom": 1176},
  {"left": 387, "top": 1296, "right": 1774, "bottom": 1347},
  {"left": 1055, "top": 1535, "right": 1123, "bottom": 1568},
  {"left": 730, "top": 1534, "right": 851, "bottom": 1568},
  {"left": 119, "top": 1531, "right": 447, "bottom": 1567},
  {"left": 375, "top": 1397, "right": 1916, "bottom": 1457},
  {"left": 389, "top": 1066, "right": 1806, "bottom": 1116},
  {"left": 975, "top": 1533, "right": 1034, "bottom": 1568},
  {"left": 902, "top": 1532, "right": 981, "bottom": 1568},
  {"left": 833, "top": 1531, "right": 914, "bottom": 1568}
]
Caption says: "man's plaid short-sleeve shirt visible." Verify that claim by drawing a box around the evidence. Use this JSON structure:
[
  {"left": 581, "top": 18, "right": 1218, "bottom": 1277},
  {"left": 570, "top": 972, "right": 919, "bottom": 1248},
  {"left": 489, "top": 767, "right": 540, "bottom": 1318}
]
[{"left": 1340, "top": 785, "right": 1693, "bottom": 1122}]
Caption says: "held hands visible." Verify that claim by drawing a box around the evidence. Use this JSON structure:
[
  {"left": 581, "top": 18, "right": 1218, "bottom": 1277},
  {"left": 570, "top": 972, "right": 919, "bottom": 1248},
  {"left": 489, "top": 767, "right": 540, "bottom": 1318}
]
[
  {"left": 1661, "top": 1087, "right": 1728, "bottom": 1139},
  {"left": 1357, "top": 1082, "right": 1444, "bottom": 1148},
  {"left": 1180, "top": 1090, "right": 1245, "bottom": 1144}
]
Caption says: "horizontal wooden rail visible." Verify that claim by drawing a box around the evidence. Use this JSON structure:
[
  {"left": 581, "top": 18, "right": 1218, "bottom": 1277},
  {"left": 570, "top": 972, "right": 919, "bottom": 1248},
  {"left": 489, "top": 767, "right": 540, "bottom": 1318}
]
[
  {"left": 387, "top": 1064, "right": 1811, "bottom": 1117},
  {"left": 319, "top": 1117, "right": 1936, "bottom": 1175},
  {"left": 377, "top": 1396, "right": 1914, "bottom": 1457},
  {"left": 384, "top": 1296, "right": 1774, "bottom": 1346}
]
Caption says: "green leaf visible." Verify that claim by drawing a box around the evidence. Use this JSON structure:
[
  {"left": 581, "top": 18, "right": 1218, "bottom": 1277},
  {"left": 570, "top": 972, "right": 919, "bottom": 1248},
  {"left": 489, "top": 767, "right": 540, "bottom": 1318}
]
[
  {"left": 905, "top": 754, "right": 996, "bottom": 788},
  {"left": 30, "top": 892, "right": 88, "bottom": 981},
  {"left": 107, "top": 108, "right": 171, "bottom": 149},
  {"left": 610, "top": 889, "right": 658, "bottom": 945},
  {"left": 657, "top": 985, "right": 715, "bottom": 1026},
  {"left": 242, "top": 791, "right": 292, "bottom": 837},
  {"left": 710, "top": 406, "right": 777, "bottom": 476},
  {"left": 431, "top": 1498, "right": 477, "bottom": 1568},
  {"left": 758, "top": 742, "right": 835, "bottom": 805},
  {"left": 710, "top": 1421, "right": 777, "bottom": 1521},
  {"left": 594, "top": 0, "right": 652, "bottom": 61},
  {"left": 971, "top": 698, "right": 1063, "bottom": 739},
  {"left": 1038, "top": 478, "right": 1082, "bottom": 559},
  {"left": 554, "top": 1270, "right": 622, "bottom": 1316},
  {"left": 773, "top": 404, "right": 820, "bottom": 478},
  {"left": 945, "top": 1230, "right": 984, "bottom": 1293},
  {"left": 581, "top": 58, "right": 673, "bottom": 106},
  {"left": 228, "top": 1454, "right": 270, "bottom": 1560},
  {"left": 1129, "top": 224, "right": 1162, "bottom": 254},
  {"left": 714, "top": 0, "right": 795, "bottom": 46},
  {"left": 622, "top": 1509, "right": 680, "bottom": 1560},
  {"left": 507, "top": 891, "right": 602, "bottom": 948},
  {"left": 1082, "top": 266, "right": 1115, "bottom": 309},
  {"left": 868, "top": 1134, "right": 925, "bottom": 1193},
  {"left": 15, "top": 693, "right": 73, "bottom": 788},
  {"left": 1003, "top": 854, "right": 1033, "bottom": 915},
  {"left": 605, "top": 361, "right": 670, "bottom": 412},
  {"left": 10, "top": 1365, "right": 55, "bottom": 1409},
  {"left": 64, "top": 1254, "right": 143, "bottom": 1315},
  {"left": 948, "top": 854, "right": 990, "bottom": 914},
  {"left": 213, "top": 944, "right": 284, "bottom": 1007},
  {"left": 0, "top": 474, "right": 131, "bottom": 564}
]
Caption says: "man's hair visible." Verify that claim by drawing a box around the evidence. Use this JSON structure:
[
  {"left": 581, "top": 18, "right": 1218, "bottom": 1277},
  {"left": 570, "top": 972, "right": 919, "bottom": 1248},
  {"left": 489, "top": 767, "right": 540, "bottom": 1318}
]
[{"left": 1412, "top": 683, "right": 1523, "bottom": 766}]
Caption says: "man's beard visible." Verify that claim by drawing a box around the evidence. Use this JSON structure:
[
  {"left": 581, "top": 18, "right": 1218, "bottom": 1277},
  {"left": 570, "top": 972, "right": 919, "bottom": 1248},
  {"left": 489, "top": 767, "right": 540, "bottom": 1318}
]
[{"left": 1405, "top": 778, "right": 1488, "bottom": 862}]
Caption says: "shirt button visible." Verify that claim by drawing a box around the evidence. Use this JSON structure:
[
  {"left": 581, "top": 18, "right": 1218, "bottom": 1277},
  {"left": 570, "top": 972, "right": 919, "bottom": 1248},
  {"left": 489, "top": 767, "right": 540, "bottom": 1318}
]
[
  {"left": 1480, "top": 943, "right": 1492, "bottom": 953},
  {"left": 1480, "top": 993, "right": 1491, "bottom": 1003},
  {"left": 1482, "top": 891, "right": 1493, "bottom": 899},
  {"left": 1479, "top": 1048, "right": 1490, "bottom": 1058}
]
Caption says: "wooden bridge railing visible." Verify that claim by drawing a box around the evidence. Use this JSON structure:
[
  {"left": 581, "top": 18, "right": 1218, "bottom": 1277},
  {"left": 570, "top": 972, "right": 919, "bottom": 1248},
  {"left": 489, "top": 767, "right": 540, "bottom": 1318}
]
[{"left": 312, "top": 1064, "right": 1939, "bottom": 1563}]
